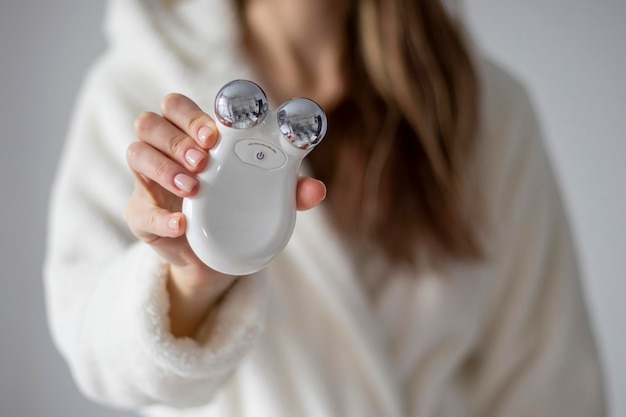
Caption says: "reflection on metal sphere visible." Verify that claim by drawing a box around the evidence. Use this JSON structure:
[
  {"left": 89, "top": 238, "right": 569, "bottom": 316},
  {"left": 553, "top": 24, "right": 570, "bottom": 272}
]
[
  {"left": 277, "top": 98, "right": 327, "bottom": 150},
  {"left": 215, "top": 80, "right": 269, "bottom": 129}
]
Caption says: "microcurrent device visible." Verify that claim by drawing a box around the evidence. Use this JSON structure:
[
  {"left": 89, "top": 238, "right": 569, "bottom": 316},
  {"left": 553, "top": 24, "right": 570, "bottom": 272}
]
[{"left": 183, "top": 80, "right": 327, "bottom": 275}]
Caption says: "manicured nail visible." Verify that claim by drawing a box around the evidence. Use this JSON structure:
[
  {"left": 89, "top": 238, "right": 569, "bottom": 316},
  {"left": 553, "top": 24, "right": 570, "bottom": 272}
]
[
  {"left": 174, "top": 173, "right": 197, "bottom": 192},
  {"left": 197, "top": 126, "right": 213, "bottom": 145},
  {"left": 185, "top": 148, "right": 205, "bottom": 167},
  {"left": 168, "top": 215, "right": 180, "bottom": 231},
  {"left": 318, "top": 180, "right": 327, "bottom": 201}
]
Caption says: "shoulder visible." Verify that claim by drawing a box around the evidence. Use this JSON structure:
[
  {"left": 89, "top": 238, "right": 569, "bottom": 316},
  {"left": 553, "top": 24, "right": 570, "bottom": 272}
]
[
  {"left": 475, "top": 56, "right": 540, "bottom": 159},
  {"left": 473, "top": 56, "right": 549, "bottom": 199},
  {"left": 470, "top": 55, "right": 566, "bottom": 251}
]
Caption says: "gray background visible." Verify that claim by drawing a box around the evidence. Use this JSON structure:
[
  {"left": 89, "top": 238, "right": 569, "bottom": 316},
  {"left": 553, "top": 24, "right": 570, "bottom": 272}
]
[{"left": 0, "top": 1, "right": 623, "bottom": 416}]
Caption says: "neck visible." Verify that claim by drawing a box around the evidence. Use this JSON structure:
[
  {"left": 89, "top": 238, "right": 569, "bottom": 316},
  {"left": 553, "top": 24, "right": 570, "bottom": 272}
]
[{"left": 242, "top": 0, "right": 350, "bottom": 109}]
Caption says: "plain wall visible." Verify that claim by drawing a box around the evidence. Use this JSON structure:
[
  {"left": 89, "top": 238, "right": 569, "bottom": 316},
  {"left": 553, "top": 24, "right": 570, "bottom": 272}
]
[
  {"left": 0, "top": 2, "right": 134, "bottom": 416},
  {"left": 0, "top": 1, "right": 623, "bottom": 416}
]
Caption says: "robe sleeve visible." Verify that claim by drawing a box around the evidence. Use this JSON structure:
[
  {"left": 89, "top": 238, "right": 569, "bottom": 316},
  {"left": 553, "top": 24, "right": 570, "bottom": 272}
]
[{"left": 43, "top": 54, "right": 267, "bottom": 410}]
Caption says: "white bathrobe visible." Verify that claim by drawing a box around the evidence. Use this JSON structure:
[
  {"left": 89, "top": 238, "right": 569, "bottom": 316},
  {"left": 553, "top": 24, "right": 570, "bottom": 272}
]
[{"left": 43, "top": 0, "right": 605, "bottom": 416}]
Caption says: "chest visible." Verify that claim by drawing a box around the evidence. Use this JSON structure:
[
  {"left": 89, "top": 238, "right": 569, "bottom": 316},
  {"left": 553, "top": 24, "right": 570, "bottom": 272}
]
[{"left": 233, "top": 209, "right": 490, "bottom": 416}]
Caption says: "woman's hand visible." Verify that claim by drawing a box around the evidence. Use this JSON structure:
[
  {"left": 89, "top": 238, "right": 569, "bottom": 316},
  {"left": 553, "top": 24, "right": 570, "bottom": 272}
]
[{"left": 124, "top": 93, "right": 326, "bottom": 337}]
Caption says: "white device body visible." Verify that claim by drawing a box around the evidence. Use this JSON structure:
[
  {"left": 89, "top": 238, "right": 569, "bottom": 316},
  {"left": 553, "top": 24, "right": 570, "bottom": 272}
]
[{"left": 183, "top": 109, "right": 311, "bottom": 275}]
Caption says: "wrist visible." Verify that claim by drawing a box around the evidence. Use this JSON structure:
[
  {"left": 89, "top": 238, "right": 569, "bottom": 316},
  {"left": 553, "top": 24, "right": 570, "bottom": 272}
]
[
  {"left": 169, "top": 261, "right": 234, "bottom": 292},
  {"left": 167, "top": 263, "right": 238, "bottom": 338}
]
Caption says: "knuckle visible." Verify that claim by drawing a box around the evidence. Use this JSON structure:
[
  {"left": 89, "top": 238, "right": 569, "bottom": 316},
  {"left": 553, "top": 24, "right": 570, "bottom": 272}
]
[
  {"left": 149, "top": 210, "right": 159, "bottom": 229},
  {"left": 160, "top": 93, "right": 213, "bottom": 138},
  {"left": 186, "top": 111, "right": 207, "bottom": 134},
  {"left": 169, "top": 133, "right": 189, "bottom": 156},
  {"left": 134, "top": 111, "right": 158, "bottom": 136},
  {"left": 161, "top": 93, "right": 186, "bottom": 115},
  {"left": 126, "top": 142, "right": 142, "bottom": 165},
  {"left": 154, "top": 159, "right": 172, "bottom": 179},
  {"left": 122, "top": 195, "right": 165, "bottom": 243}
]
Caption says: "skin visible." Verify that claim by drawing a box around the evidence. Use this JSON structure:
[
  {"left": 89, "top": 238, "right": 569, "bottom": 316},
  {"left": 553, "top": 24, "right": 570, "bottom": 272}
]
[
  {"left": 124, "top": 0, "right": 348, "bottom": 338},
  {"left": 243, "top": 0, "right": 350, "bottom": 109}
]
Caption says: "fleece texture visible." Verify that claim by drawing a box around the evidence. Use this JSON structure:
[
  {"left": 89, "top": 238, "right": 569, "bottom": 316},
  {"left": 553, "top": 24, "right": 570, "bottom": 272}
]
[{"left": 44, "top": 0, "right": 605, "bottom": 416}]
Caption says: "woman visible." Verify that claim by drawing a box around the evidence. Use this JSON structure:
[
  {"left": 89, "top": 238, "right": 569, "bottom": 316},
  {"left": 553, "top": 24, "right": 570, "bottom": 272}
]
[{"left": 44, "top": 0, "right": 605, "bottom": 415}]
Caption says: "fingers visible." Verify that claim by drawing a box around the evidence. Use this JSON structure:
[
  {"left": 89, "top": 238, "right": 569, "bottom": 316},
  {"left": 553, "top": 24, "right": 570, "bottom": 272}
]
[
  {"left": 134, "top": 111, "right": 208, "bottom": 174},
  {"left": 127, "top": 140, "right": 199, "bottom": 197},
  {"left": 128, "top": 93, "right": 326, "bottom": 244},
  {"left": 124, "top": 94, "right": 218, "bottom": 263},
  {"left": 160, "top": 93, "right": 219, "bottom": 149},
  {"left": 296, "top": 177, "right": 327, "bottom": 211},
  {"left": 131, "top": 94, "right": 217, "bottom": 198},
  {"left": 124, "top": 200, "right": 186, "bottom": 243}
]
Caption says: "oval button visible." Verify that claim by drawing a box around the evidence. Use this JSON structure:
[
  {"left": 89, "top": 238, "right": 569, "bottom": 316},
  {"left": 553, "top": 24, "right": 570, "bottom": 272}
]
[{"left": 234, "top": 139, "right": 286, "bottom": 170}]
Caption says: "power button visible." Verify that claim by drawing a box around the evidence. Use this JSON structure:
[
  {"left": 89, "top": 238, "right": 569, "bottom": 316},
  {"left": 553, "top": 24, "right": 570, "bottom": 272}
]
[{"left": 234, "top": 140, "right": 286, "bottom": 170}]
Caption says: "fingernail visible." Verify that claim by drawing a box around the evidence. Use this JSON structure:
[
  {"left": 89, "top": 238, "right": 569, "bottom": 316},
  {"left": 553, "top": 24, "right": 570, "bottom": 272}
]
[
  {"left": 185, "top": 148, "right": 205, "bottom": 167},
  {"left": 174, "top": 173, "right": 197, "bottom": 192},
  {"left": 198, "top": 126, "right": 213, "bottom": 145},
  {"left": 318, "top": 180, "right": 327, "bottom": 201},
  {"left": 168, "top": 215, "right": 180, "bottom": 231}
]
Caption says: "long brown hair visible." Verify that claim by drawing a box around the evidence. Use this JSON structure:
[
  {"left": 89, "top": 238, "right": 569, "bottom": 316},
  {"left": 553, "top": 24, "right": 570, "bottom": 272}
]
[{"left": 237, "top": 0, "right": 482, "bottom": 267}]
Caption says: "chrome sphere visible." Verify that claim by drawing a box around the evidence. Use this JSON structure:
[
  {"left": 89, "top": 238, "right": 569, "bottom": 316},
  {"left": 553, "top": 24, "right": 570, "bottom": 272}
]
[
  {"left": 277, "top": 98, "right": 327, "bottom": 150},
  {"left": 214, "top": 80, "right": 269, "bottom": 129}
]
